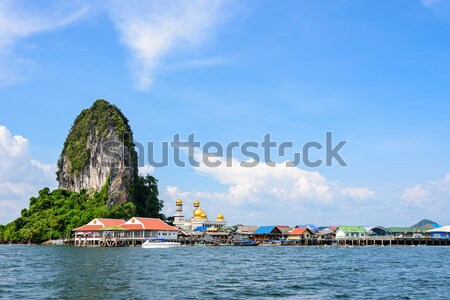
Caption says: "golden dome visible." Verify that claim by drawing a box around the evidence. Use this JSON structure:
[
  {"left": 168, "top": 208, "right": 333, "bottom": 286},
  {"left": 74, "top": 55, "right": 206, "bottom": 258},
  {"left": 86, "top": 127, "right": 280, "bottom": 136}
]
[
  {"left": 193, "top": 200, "right": 200, "bottom": 207},
  {"left": 194, "top": 208, "right": 203, "bottom": 218},
  {"left": 201, "top": 212, "right": 207, "bottom": 219},
  {"left": 217, "top": 213, "right": 224, "bottom": 220},
  {"left": 176, "top": 199, "right": 182, "bottom": 206}
]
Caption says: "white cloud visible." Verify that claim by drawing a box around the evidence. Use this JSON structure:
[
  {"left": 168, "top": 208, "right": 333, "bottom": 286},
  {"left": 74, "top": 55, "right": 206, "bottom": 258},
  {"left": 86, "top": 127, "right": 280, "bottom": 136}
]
[
  {"left": 341, "top": 187, "right": 375, "bottom": 201},
  {"left": 402, "top": 174, "right": 450, "bottom": 207},
  {"left": 138, "top": 164, "right": 154, "bottom": 176},
  {"left": 402, "top": 184, "right": 432, "bottom": 205},
  {"left": 0, "top": 0, "right": 89, "bottom": 86},
  {"left": 398, "top": 174, "right": 450, "bottom": 225},
  {"left": 170, "top": 56, "right": 230, "bottom": 69},
  {"left": 0, "top": 1, "right": 88, "bottom": 45},
  {"left": 0, "top": 1, "right": 235, "bottom": 88},
  {"left": 106, "top": 0, "right": 233, "bottom": 89},
  {"left": 432, "top": 173, "right": 450, "bottom": 193},
  {"left": 162, "top": 150, "right": 375, "bottom": 225},
  {"left": 0, "top": 125, "right": 56, "bottom": 224},
  {"left": 195, "top": 159, "right": 333, "bottom": 205}
]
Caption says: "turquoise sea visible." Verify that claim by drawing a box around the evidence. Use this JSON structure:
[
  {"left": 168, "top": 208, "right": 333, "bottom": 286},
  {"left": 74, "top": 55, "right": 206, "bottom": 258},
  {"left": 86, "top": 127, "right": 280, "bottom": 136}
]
[{"left": 0, "top": 245, "right": 448, "bottom": 299}]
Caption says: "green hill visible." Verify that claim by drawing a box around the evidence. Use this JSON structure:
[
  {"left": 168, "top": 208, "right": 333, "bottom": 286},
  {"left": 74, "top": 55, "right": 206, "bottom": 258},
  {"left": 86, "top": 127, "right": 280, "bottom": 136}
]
[{"left": 0, "top": 99, "right": 163, "bottom": 244}]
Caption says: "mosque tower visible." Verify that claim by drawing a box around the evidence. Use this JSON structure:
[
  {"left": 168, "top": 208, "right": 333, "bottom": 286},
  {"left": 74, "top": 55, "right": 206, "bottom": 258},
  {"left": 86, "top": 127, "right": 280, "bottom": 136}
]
[
  {"left": 173, "top": 199, "right": 184, "bottom": 227},
  {"left": 172, "top": 199, "right": 227, "bottom": 231}
]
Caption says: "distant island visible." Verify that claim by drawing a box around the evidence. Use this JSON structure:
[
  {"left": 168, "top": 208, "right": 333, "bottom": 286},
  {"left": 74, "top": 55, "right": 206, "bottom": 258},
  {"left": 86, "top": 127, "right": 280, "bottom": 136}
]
[{"left": 0, "top": 100, "right": 164, "bottom": 244}]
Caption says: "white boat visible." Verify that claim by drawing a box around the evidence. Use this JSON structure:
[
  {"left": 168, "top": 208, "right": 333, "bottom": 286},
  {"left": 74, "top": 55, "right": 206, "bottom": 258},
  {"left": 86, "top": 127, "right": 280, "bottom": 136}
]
[{"left": 142, "top": 238, "right": 181, "bottom": 248}]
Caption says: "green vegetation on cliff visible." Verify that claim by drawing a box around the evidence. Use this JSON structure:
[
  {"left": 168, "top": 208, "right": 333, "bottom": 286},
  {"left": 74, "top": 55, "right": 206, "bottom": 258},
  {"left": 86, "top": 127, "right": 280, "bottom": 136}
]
[
  {"left": 0, "top": 99, "right": 166, "bottom": 244},
  {"left": 56, "top": 99, "right": 137, "bottom": 178},
  {"left": 0, "top": 175, "right": 165, "bottom": 244},
  {"left": 0, "top": 187, "right": 134, "bottom": 243},
  {"left": 133, "top": 175, "right": 165, "bottom": 218}
]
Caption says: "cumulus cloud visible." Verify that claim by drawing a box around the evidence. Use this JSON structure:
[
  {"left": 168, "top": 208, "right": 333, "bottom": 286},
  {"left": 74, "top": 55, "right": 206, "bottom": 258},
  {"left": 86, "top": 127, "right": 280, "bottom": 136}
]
[
  {"left": 397, "top": 174, "right": 450, "bottom": 225},
  {"left": 341, "top": 187, "right": 375, "bottom": 201},
  {"left": 0, "top": 0, "right": 89, "bottom": 86},
  {"left": 402, "top": 184, "right": 432, "bottom": 205},
  {"left": 138, "top": 164, "right": 154, "bottom": 176},
  {"left": 402, "top": 173, "right": 450, "bottom": 207},
  {"left": 195, "top": 160, "right": 333, "bottom": 205},
  {"left": 106, "top": 0, "right": 232, "bottom": 89},
  {"left": 162, "top": 149, "right": 375, "bottom": 225},
  {"left": 0, "top": 125, "right": 56, "bottom": 224}
]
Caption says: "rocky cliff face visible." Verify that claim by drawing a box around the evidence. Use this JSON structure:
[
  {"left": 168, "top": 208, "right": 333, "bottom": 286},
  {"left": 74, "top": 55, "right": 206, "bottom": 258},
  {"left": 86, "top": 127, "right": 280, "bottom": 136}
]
[{"left": 56, "top": 100, "right": 138, "bottom": 206}]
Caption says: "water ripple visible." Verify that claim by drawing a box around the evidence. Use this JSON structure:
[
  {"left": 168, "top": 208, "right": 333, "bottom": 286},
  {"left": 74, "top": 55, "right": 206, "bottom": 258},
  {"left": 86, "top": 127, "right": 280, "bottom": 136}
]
[{"left": 0, "top": 246, "right": 449, "bottom": 299}]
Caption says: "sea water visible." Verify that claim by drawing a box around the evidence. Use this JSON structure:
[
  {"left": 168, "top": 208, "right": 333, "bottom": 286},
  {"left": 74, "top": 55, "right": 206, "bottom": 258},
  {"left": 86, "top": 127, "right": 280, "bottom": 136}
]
[{"left": 0, "top": 245, "right": 448, "bottom": 299}]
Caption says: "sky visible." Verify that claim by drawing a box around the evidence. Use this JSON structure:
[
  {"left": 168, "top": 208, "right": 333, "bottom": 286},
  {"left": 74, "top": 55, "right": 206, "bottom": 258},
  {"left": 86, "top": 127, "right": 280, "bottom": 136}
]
[{"left": 1, "top": 0, "right": 450, "bottom": 227}]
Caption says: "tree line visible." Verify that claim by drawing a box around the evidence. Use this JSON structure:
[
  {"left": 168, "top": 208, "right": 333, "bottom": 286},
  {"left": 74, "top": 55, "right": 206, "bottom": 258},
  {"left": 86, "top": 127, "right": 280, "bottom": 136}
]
[{"left": 0, "top": 175, "right": 164, "bottom": 244}]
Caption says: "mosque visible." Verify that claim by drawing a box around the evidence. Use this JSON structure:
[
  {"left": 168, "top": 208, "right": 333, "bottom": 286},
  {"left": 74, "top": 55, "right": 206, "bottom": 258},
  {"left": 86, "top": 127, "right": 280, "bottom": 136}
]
[{"left": 173, "top": 199, "right": 226, "bottom": 232}]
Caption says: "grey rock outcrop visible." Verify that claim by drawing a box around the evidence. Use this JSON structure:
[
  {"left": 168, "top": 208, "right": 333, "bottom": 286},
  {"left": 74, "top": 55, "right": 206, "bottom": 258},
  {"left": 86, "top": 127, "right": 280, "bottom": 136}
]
[{"left": 56, "top": 100, "right": 138, "bottom": 205}]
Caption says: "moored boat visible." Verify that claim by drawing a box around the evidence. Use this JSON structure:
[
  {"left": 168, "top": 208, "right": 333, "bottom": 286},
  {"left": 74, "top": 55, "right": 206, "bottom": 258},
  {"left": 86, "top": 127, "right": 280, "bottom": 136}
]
[
  {"left": 142, "top": 238, "right": 181, "bottom": 248},
  {"left": 259, "top": 242, "right": 281, "bottom": 246},
  {"left": 234, "top": 239, "right": 260, "bottom": 246},
  {"left": 194, "top": 242, "right": 207, "bottom": 247}
]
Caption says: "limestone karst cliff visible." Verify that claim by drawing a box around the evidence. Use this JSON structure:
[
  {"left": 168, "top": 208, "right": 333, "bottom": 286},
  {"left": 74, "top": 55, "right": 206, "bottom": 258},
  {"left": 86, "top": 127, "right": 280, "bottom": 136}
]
[
  {"left": 0, "top": 99, "right": 164, "bottom": 243},
  {"left": 56, "top": 99, "right": 138, "bottom": 205}
]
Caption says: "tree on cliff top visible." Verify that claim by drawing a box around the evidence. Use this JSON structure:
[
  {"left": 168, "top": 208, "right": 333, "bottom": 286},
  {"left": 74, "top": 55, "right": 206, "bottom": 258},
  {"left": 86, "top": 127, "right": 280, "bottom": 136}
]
[
  {"left": 57, "top": 99, "right": 137, "bottom": 179},
  {"left": 56, "top": 99, "right": 138, "bottom": 205},
  {"left": 0, "top": 99, "right": 165, "bottom": 244}
]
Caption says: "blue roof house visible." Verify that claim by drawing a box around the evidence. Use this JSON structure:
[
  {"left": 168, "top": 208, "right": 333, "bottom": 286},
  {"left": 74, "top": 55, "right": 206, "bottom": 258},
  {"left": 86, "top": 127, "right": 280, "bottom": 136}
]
[
  {"left": 253, "top": 226, "right": 282, "bottom": 241},
  {"left": 427, "top": 226, "right": 450, "bottom": 238}
]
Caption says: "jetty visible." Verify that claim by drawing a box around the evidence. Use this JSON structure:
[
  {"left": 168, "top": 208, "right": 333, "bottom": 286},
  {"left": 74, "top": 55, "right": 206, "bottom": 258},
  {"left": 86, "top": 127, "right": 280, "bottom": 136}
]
[
  {"left": 69, "top": 204, "right": 450, "bottom": 247},
  {"left": 71, "top": 229, "right": 450, "bottom": 247}
]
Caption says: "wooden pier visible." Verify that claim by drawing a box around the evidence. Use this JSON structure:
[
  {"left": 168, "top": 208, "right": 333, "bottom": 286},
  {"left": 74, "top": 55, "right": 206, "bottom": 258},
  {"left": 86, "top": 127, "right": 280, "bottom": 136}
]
[
  {"left": 74, "top": 237, "right": 148, "bottom": 247},
  {"left": 330, "top": 237, "right": 450, "bottom": 246},
  {"left": 72, "top": 235, "right": 450, "bottom": 247}
]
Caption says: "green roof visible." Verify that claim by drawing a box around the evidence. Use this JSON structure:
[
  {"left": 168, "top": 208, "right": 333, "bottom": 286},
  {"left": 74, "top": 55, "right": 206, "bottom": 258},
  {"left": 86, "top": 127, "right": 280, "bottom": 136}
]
[
  {"left": 101, "top": 226, "right": 127, "bottom": 231},
  {"left": 337, "top": 226, "right": 367, "bottom": 233},
  {"left": 387, "top": 227, "right": 428, "bottom": 233},
  {"left": 221, "top": 226, "right": 237, "bottom": 232}
]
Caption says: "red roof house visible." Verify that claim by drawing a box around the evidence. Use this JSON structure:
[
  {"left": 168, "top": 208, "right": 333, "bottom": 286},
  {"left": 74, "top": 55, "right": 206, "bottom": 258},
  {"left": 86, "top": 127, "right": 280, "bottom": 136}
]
[
  {"left": 287, "top": 227, "right": 313, "bottom": 240},
  {"left": 73, "top": 218, "right": 125, "bottom": 232},
  {"left": 120, "top": 217, "right": 178, "bottom": 231}
]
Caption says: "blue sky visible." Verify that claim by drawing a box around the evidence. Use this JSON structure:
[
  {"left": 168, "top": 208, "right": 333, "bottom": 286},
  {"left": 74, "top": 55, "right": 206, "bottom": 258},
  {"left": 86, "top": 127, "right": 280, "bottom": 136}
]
[{"left": 1, "top": 0, "right": 449, "bottom": 226}]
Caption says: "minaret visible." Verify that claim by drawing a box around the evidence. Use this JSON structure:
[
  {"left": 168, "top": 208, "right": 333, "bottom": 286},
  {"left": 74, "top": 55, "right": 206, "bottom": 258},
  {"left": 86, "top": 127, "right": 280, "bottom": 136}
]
[
  {"left": 192, "top": 200, "right": 199, "bottom": 218},
  {"left": 173, "top": 199, "right": 184, "bottom": 227}
]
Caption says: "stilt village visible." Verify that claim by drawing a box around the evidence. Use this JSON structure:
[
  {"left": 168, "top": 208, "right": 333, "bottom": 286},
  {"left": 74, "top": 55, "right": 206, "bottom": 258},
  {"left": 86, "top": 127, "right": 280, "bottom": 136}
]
[{"left": 72, "top": 199, "right": 450, "bottom": 247}]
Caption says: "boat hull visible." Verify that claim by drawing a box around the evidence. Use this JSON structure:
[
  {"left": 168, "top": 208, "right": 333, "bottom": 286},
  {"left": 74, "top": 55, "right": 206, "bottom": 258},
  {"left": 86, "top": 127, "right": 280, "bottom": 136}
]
[
  {"left": 234, "top": 241, "right": 260, "bottom": 246},
  {"left": 142, "top": 242, "right": 181, "bottom": 248}
]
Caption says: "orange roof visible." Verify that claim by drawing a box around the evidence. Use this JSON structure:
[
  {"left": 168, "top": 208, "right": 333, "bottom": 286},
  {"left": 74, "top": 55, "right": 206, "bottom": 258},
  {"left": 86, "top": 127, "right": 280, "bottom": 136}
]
[
  {"left": 97, "top": 219, "right": 126, "bottom": 227},
  {"left": 327, "top": 226, "right": 337, "bottom": 232},
  {"left": 73, "top": 219, "right": 125, "bottom": 232},
  {"left": 121, "top": 218, "right": 178, "bottom": 231},
  {"left": 276, "top": 225, "right": 291, "bottom": 229},
  {"left": 73, "top": 218, "right": 177, "bottom": 232},
  {"left": 289, "top": 227, "right": 310, "bottom": 235},
  {"left": 120, "top": 224, "right": 144, "bottom": 230},
  {"left": 73, "top": 225, "right": 104, "bottom": 232}
]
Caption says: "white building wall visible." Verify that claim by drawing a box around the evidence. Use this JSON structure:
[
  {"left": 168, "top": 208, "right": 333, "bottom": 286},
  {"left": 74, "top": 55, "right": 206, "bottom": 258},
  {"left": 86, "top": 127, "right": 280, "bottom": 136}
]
[
  {"left": 336, "top": 229, "right": 366, "bottom": 239},
  {"left": 157, "top": 231, "right": 178, "bottom": 240},
  {"left": 336, "top": 229, "right": 346, "bottom": 239}
]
